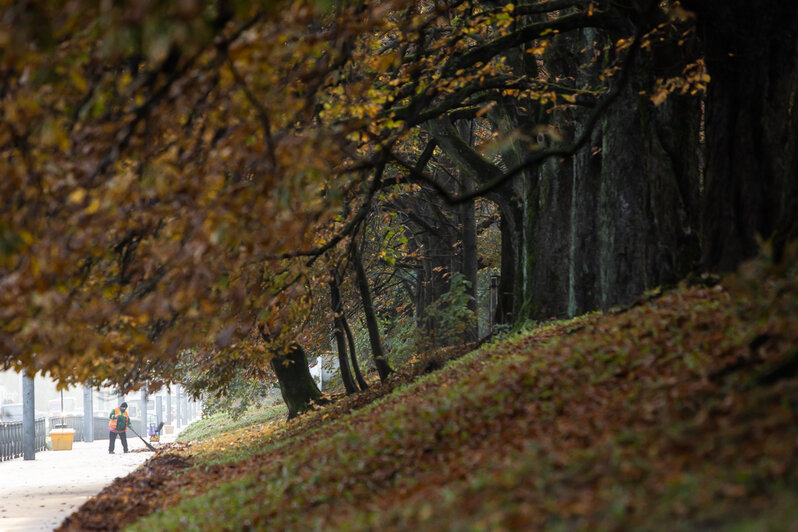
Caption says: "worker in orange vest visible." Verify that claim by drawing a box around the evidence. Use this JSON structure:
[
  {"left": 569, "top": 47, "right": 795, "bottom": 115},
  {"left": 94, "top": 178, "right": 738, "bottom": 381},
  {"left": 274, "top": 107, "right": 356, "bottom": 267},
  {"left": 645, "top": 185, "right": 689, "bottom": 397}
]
[{"left": 108, "top": 401, "right": 131, "bottom": 454}]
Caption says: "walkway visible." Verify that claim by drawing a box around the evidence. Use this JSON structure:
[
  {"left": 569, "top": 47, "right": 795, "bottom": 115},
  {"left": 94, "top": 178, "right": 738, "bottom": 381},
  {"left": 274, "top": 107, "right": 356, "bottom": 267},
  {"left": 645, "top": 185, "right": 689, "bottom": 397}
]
[{"left": 0, "top": 430, "right": 179, "bottom": 531}]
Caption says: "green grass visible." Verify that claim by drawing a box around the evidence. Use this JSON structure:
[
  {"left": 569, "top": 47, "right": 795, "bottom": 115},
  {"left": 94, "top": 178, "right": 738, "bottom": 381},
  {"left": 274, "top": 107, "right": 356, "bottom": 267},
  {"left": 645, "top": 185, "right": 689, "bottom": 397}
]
[{"left": 176, "top": 402, "right": 287, "bottom": 442}]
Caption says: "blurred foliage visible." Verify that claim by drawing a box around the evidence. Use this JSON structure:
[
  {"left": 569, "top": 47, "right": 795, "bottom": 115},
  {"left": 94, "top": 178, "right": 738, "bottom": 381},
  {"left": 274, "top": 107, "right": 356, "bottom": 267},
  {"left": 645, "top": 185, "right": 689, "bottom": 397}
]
[
  {"left": 0, "top": 0, "right": 698, "bottom": 398},
  {"left": 200, "top": 371, "right": 281, "bottom": 420}
]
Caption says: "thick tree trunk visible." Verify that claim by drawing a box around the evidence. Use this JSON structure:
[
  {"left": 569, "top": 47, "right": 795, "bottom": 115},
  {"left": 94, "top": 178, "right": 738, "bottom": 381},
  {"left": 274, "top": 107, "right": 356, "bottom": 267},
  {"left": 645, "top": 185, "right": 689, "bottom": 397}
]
[
  {"left": 598, "top": 84, "right": 652, "bottom": 308},
  {"left": 259, "top": 327, "right": 326, "bottom": 419},
  {"left": 569, "top": 28, "right": 604, "bottom": 318},
  {"left": 569, "top": 121, "right": 602, "bottom": 317},
  {"left": 525, "top": 154, "right": 572, "bottom": 320},
  {"left": 597, "top": 39, "right": 702, "bottom": 309},
  {"left": 353, "top": 240, "right": 392, "bottom": 381},
  {"left": 691, "top": 0, "right": 798, "bottom": 269},
  {"left": 269, "top": 342, "right": 325, "bottom": 420}
]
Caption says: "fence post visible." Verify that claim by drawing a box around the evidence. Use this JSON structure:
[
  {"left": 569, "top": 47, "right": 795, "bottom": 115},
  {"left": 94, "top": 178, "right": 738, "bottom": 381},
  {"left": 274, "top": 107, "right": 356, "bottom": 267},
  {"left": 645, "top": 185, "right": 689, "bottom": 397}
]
[
  {"left": 156, "top": 395, "right": 163, "bottom": 428},
  {"left": 23, "top": 375, "right": 35, "bottom": 460},
  {"left": 83, "top": 386, "right": 94, "bottom": 442},
  {"left": 36, "top": 418, "right": 45, "bottom": 451},
  {"left": 175, "top": 385, "right": 181, "bottom": 428},
  {"left": 166, "top": 390, "right": 173, "bottom": 425},
  {"left": 140, "top": 388, "right": 148, "bottom": 436}
]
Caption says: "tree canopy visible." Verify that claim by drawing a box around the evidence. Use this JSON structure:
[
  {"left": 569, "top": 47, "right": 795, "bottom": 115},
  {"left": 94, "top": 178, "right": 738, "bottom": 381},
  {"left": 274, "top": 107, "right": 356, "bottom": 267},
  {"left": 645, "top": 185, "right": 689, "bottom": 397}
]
[{"left": 1, "top": 0, "right": 795, "bottom": 399}]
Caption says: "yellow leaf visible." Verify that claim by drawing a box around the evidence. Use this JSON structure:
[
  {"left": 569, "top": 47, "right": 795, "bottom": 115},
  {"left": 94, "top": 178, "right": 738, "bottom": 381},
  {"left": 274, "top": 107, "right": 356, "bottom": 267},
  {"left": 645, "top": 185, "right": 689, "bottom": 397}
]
[
  {"left": 526, "top": 45, "right": 547, "bottom": 56},
  {"left": 68, "top": 188, "right": 87, "bottom": 204},
  {"left": 475, "top": 101, "right": 497, "bottom": 117},
  {"left": 650, "top": 89, "right": 668, "bottom": 106},
  {"left": 85, "top": 198, "right": 101, "bottom": 214}
]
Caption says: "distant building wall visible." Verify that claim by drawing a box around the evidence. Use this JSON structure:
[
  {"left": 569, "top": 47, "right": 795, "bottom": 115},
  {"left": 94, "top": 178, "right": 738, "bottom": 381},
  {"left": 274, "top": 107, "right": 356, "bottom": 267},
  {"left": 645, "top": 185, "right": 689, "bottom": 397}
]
[{"left": 309, "top": 352, "right": 340, "bottom": 392}]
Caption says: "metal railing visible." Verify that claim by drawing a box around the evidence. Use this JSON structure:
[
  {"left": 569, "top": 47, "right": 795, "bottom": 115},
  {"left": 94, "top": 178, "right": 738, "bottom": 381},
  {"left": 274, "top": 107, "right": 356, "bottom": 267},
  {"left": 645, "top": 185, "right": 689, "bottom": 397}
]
[
  {"left": 0, "top": 414, "right": 150, "bottom": 461},
  {"left": 48, "top": 415, "right": 144, "bottom": 441},
  {"left": 49, "top": 415, "right": 85, "bottom": 441},
  {"left": 0, "top": 418, "right": 47, "bottom": 461},
  {"left": 0, "top": 415, "right": 155, "bottom": 460}
]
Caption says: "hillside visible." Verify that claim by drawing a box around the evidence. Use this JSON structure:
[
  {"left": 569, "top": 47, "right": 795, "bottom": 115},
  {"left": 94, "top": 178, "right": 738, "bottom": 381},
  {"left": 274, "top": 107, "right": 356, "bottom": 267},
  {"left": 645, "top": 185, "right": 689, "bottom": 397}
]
[{"left": 58, "top": 250, "right": 798, "bottom": 531}]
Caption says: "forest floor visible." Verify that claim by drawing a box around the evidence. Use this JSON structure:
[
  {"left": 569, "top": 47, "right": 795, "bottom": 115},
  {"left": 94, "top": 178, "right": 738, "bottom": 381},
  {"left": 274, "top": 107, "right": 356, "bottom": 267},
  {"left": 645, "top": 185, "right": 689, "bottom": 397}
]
[{"left": 57, "top": 248, "right": 798, "bottom": 531}]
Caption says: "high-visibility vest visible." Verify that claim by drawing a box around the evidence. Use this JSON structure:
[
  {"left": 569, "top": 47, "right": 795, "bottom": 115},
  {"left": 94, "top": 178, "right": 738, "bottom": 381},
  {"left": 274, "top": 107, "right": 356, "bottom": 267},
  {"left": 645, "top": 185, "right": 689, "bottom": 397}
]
[{"left": 108, "top": 407, "right": 130, "bottom": 431}]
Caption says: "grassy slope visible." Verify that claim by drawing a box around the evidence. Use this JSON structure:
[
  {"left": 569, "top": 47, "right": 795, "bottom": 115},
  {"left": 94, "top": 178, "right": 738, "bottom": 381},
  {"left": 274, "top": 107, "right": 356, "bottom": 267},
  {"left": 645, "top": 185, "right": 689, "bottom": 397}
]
[
  {"left": 127, "top": 256, "right": 797, "bottom": 531},
  {"left": 176, "top": 402, "right": 288, "bottom": 443}
]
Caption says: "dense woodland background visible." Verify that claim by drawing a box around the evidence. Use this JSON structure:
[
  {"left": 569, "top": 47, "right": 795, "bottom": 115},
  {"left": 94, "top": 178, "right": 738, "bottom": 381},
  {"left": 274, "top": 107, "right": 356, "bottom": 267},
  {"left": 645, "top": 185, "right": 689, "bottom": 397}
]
[{"left": 0, "top": 0, "right": 796, "bottom": 417}]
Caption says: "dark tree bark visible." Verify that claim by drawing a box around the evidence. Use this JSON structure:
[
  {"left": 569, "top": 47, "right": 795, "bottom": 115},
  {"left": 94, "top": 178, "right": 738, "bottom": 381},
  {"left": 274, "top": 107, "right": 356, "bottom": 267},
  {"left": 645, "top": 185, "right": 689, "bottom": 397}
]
[
  {"left": 597, "top": 82, "right": 652, "bottom": 308},
  {"left": 496, "top": 209, "right": 519, "bottom": 325},
  {"left": 520, "top": 33, "right": 578, "bottom": 321},
  {"left": 352, "top": 239, "right": 392, "bottom": 381},
  {"left": 525, "top": 154, "right": 573, "bottom": 320},
  {"left": 329, "top": 272, "right": 358, "bottom": 395},
  {"left": 569, "top": 28, "right": 604, "bottom": 317},
  {"left": 455, "top": 120, "right": 479, "bottom": 342},
  {"left": 341, "top": 314, "right": 368, "bottom": 390},
  {"left": 569, "top": 118, "right": 602, "bottom": 317},
  {"left": 270, "top": 344, "right": 326, "bottom": 419},
  {"left": 687, "top": 0, "right": 798, "bottom": 269},
  {"left": 598, "top": 90, "right": 702, "bottom": 308},
  {"left": 485, "top": 103, "right": 539, "bottom": 323},
  {"left": 479, "top": 24, "right": 542, "bottom": 324},
  {"left": 259, "top": 327, "right": 326, "bottom": 419},
  {"left": 476, "top": 17, "right": 702, "bottom": 318}
]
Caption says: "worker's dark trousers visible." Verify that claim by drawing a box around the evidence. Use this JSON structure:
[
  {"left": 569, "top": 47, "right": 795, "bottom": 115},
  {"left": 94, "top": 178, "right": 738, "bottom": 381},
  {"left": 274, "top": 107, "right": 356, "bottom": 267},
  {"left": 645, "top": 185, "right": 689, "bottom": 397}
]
[{"left": 109, "top": 431, "right": 128, "bottom": 453}]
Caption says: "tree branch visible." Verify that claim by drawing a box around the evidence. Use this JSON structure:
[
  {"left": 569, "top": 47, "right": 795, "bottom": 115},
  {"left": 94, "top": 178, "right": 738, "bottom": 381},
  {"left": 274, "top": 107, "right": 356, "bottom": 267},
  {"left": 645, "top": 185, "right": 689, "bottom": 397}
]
[
  {"left": 225, "top": 53, "right": 277, "bottom": 169},
  {"left": 427, "top": 117, "right": 502, "bottom": 185},
  {"left": 391, "top": 31, "right": 643, "bottom": 204},
  {"left": 266, "top": 162, "right": 386, "bottom": 265},
  {"left": 443, "top": 10, "right": 615, "bottom": 77}
]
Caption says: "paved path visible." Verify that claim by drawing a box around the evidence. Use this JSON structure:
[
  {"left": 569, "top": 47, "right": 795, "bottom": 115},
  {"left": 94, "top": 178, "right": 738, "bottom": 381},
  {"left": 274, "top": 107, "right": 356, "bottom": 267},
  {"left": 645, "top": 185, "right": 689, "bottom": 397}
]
[{"left": 0, "top": 430, "right": 181, "bottom": 531}]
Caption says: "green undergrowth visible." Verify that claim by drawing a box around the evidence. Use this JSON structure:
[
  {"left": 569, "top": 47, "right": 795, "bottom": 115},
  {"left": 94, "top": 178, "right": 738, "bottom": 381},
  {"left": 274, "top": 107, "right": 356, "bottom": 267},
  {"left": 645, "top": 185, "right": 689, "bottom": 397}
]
[
  {"left": 127, "top": 250, "right": 798, "bottom": 532},
  {"left": 177, "top": 402, "right": 287, "bottom": 442}
]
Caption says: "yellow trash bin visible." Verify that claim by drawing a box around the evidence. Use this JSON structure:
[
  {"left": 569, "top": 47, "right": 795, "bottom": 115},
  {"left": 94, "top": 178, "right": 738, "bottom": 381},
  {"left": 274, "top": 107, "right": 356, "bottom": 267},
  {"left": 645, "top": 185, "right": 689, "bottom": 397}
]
[
  {"left": 50, "top": 428, "right": 76, "bottom": 451},
  {"left": 163, "top": 424, "right": 174, "bottom": 434}
]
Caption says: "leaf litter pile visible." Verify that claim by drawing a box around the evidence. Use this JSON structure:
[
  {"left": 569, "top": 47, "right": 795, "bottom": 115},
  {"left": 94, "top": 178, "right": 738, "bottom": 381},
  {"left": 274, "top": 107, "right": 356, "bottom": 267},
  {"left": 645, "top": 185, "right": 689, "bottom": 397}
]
[{"left": 58, "top": 253, "right": 798, "bottom": 531}]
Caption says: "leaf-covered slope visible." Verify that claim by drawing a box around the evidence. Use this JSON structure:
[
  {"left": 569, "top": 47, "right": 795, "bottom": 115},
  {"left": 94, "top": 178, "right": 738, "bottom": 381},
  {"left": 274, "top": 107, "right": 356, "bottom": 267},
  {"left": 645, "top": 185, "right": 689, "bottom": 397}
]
[{"left": 66, "top": 254, "right": 798, "bottom": 531}]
